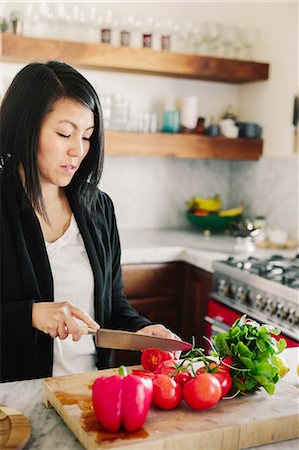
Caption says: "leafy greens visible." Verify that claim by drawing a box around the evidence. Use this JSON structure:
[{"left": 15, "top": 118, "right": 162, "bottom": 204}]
[{"left": 212, "top": 315, "right": 287, "bottom": 395}]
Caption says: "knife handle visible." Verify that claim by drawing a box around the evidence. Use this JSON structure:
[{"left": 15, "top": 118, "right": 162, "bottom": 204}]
[{"left": 80, "top": 326, "right": 96, "bottom": 335}]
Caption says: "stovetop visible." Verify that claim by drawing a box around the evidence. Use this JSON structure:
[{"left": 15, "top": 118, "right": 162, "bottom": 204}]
[
  {"left": 224, "top": 254, "right": 299, "bottom": 290},
  {"left": 211, "top": 254, "right": 299, "bottom": 340}
]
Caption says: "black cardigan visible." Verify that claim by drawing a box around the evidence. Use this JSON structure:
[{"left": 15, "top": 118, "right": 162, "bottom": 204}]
[{"left": 0, "top": 169, "right": 151, "bottom": 382}]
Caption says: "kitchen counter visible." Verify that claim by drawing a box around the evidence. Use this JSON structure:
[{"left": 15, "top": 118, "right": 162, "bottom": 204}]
[
  {"left": 0, "top": 348, "right": 298, "bottom": 450},
  {"left": 119, "top": 228, "right": 298, "bottom": 272}
]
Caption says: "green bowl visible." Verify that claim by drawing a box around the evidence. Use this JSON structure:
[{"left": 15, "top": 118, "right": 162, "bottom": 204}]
[{"left": 186, "top": 212, "right": 242, "bottom": 232}]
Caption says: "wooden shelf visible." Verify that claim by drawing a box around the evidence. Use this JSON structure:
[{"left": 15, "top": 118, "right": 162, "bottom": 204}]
[
  {"left": 105, "top": 131, "right": 263, "bottom": 160},
  {"left": 0, "top": 33, "right": 269, "bottom": 84},
  {"left": 0, "top": 33, "right": 265, "bottom": 159}
]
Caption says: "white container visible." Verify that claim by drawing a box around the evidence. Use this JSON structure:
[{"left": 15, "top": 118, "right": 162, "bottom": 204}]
[
  {"left": 267, "top": 227, "right": 288, "bottom": 245},
  {"left": 181, "top": 96, "right": 198, "bottom": 129}
]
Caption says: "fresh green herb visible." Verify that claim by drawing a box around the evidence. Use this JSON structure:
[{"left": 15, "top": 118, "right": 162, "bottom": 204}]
[{"left": 212, "top": 315, "right": 287, "bottom": 396}]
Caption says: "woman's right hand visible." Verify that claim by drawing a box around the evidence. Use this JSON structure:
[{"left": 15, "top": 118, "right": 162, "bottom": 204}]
[{"left": 32, "top": 301, "right": 99, "bottom": 341}]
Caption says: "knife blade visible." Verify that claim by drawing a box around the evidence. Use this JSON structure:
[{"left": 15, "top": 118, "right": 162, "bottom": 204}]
[{"left": 80, "top": 327, "right": 192, "bottom": 352}]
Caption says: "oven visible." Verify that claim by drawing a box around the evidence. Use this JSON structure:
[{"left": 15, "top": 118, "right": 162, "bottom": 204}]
[{"left": 205, "top": 254, "right": 299, "bottom": 351}]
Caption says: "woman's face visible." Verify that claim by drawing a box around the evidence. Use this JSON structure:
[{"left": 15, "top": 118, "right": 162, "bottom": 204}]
[{"left": 37, "top": 97, "right": 94, "bottom": 190}]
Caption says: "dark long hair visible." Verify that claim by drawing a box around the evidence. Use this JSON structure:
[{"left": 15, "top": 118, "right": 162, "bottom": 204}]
[{"left": 0, "top": 60, "right": 104, "bottom": 215}]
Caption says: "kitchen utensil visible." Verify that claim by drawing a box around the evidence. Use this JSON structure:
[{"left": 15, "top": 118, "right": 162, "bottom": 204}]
[
  {"left": 43, "top": 368, "right": 299, "bottom": 450},
  {"left": 80, "top": 327, "right": 192, "bottom": 352},
  {"left": 0, "top": 405, "right": 31, "bottom": 450},
  {"left": 186, "top": 212, "right": 242, "bottom": 232}
]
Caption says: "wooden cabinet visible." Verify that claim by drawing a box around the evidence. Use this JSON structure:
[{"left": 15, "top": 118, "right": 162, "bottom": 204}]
[
  {"left": 111, "top": 262, "right": 212, "bottom": 366},
  {"left": 111, "top": 262, "right": 184, "bottom": 366},
  {"left": 180, "top": 264, "right": 213, "bottom": 349},
  {"left": 0, "top": 33, "right": 267, "bottom": 160}
]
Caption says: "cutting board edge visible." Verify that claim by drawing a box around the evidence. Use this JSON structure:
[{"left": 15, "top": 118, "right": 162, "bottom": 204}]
[
  {"left": 239, "top": 414, "right": 299, "bottom": 449},
  {"left": 43, "top": 385, "right": 100, "bottom": 450}
]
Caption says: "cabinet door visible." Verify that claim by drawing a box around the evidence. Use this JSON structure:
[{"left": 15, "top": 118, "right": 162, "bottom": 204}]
[
  {"left": 111, "top": 262, "right": 184, "bottom": 367},
  {"left": 180, "top": 264, "right": 212, "bottom": 348}
]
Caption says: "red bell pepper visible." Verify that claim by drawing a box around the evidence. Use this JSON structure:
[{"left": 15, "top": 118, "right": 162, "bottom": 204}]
[{"left": 92, "top": 366, "right": 153, "bottom": 432}]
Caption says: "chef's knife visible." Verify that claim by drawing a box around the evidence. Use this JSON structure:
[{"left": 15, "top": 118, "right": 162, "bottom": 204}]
[{"left": 80, "top": 327, "right": 193, "bottom": 352}]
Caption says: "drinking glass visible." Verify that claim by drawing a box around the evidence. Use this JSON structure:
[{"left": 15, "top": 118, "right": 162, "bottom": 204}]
[
  {"left": 239, "top": 27, "right": 259, "bottom": 60},
  {"left": 201, "top": 22, "right": 222, "bottom": 56},
  {"left": 220, "top": 24, "right": 243, "bottom": 58},
  {"left": 24, "top": 2, "right": 41, "bottom": 37}
]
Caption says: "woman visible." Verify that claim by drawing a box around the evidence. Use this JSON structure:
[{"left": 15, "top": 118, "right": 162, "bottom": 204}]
[{"left": 0, "top": 61, "right": 179, "bottom": 382}]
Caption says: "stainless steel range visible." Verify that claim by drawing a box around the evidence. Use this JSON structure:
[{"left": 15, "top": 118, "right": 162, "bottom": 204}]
[{"left": 210, "top": 254, "right": 299, "bottom": 344}]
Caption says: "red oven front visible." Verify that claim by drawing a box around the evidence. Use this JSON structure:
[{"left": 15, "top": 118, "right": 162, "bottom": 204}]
[{"left": 204, "top": 298, "right": 299, "bottom": 353}]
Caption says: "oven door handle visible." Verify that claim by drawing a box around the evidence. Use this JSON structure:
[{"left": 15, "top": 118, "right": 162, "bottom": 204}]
[{"left": 204, "top": 315, "right": 230, "bottom": 334}]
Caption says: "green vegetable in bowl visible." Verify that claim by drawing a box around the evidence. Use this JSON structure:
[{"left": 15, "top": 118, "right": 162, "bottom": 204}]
[{"left": 212, "top": 315, "right": 287, "bottom": 396}]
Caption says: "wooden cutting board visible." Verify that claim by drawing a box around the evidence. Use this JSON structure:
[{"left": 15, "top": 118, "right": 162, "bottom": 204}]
[{"left": 43, "top": 366, "right": 299, "bottom": 450}]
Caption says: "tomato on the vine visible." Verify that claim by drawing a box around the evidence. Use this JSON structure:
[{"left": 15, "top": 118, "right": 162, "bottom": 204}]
[
  {"left": 155, "top": 359, "right": 177, "bottom": 375},
  {"left": 183, "top": 373, "right": 222, "bottom": 410},
  {"left": 141, "top": 348, "right": 175, "bottom": 372},
  {"left": 152, "top": 374, "right": 182, "bottom": 410},
  {"left": 155, "top": 359, "right": 191, "bottom": 387},
  {"left": 196, "top": 363, "right": 232, "bottom": 397},
  {"left": 174, "top": 371, "right": 192, "bottom": 387}
]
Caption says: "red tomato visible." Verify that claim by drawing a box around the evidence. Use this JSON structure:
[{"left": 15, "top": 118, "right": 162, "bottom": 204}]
[
  {"left": 141, "top": 348, "right": 174, "bottom": 372},
  {"left": 183, "top": 373, "right": 222, "bottom": 410},
  {"left": 196, "top": 363, "right": 233, "bottom": 397},
  {"left": 220, "top": 356, "right": 234, "bottom": 372},
  {"left": 152, "top": 374, "right": 182, "bottom": 410},
  {"left": 210, "top": 370, "right": 232, "bottom": 397},
  {"left": 131, "top": 369, "right": 156, "bottom": 379},
  {"left": 174, "top": 371, "right": 192, "bottom": 387},
  {"left": 155, "top": 360, "right": 192, "bottom": 387},
  {"left": 155, "top": 359, "right": 177, "bottom": 375}
]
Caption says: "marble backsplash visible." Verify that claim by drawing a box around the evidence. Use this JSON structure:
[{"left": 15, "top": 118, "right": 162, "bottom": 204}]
[
  {"left": 100, "top": 157, "right": 230, "bottom": 229},
  {"left": 100, "top": 155, "right": 298, "bottom": 240},
  {"left": 230, "top": 156, "right": 298, "bottom": 240}
]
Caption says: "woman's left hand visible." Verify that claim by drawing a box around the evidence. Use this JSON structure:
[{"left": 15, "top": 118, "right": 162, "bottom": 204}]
[{"left": 136, "top": 324, "right": 182, "bottom": 360}]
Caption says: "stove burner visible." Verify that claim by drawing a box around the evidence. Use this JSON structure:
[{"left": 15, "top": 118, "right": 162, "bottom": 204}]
[{"left": 225, "top": 254, "right": 299, "bottom": 289}]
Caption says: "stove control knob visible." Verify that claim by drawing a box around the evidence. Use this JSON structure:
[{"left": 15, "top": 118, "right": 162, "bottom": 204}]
[
  {"left": 230, "top": 281, "right": 237, "bottom": 296},
  {"left": 288, "top": 308, "right": 299, "bottom": 326},
  {"left": 218, "top": 278, "right": 229, "bottom": 296},
  {"left": 236, "top": 286, "right": 247, "bottom": 303},
  {"left": 255, "top": 294, "right": 266, "bottom": 311},
  {"left": 265, "top": 297, "right": 277, "bottom": 315},
  {"left": 276, "top": 303, "right": 289, "bottom": 320}
]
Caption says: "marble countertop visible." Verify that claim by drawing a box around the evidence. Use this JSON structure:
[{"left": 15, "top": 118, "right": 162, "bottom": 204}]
[
  {"left": 0, "top": 348, "right": 298, "bottom": 450},
  {"left": 119, "top": 228, "right": 298, "bottom": 272}
]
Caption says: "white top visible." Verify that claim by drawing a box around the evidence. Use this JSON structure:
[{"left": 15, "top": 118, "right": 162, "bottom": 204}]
[{"left": 45, "top": 215, "right": 97, "bottom": 376}]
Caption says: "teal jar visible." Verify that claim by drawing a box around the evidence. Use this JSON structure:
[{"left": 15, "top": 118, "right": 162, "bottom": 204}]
[{"left": 162, "top": 110, "right": 181, "bottom": 133}]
